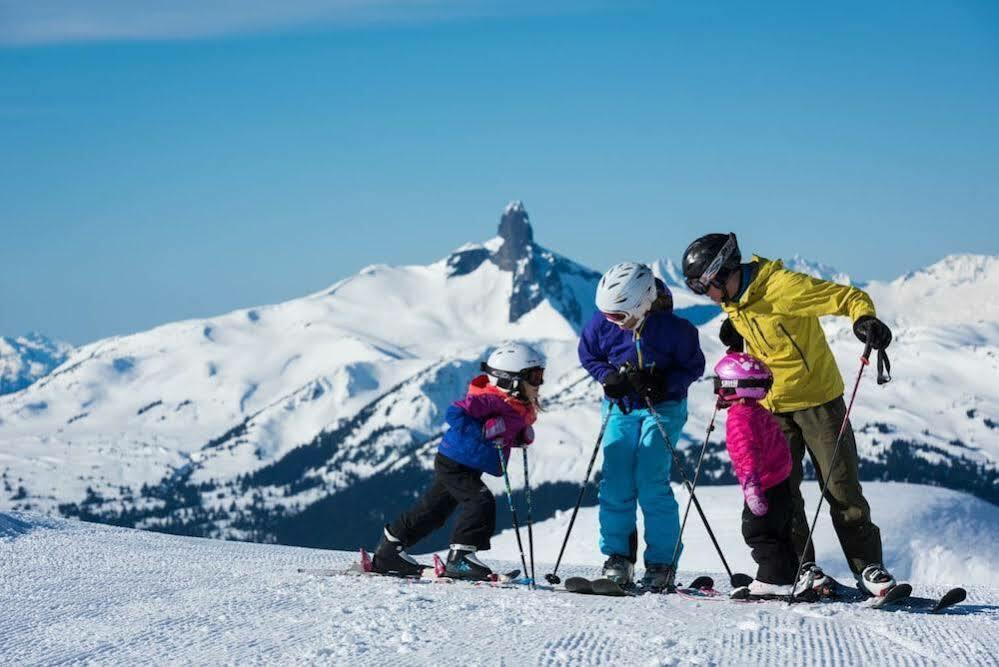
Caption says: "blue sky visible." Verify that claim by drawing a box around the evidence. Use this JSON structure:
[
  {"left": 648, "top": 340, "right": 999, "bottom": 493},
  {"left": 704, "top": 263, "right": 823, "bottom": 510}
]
[{"left": 2, "top": 1, "right": 998, "bottom": 344}]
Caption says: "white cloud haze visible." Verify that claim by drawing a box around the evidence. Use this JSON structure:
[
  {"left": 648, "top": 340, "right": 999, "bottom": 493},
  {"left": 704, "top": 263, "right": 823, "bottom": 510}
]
[{"left": 0, "top": 0, "right": 599, "bottom": 45}]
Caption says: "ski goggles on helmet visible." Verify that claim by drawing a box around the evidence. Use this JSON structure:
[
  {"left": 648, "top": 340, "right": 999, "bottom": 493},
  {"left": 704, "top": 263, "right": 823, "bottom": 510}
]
[
  {"left": 601, "top": 311, "right": 644, "bottom": 331},
  {"left": 481, "top": 363, "right": 545, "bottom": 386},
  {"left": 522, "top": 367, "right": 545, "bottom": 386},
  {"left": 686, "top": 233, "right": 738, "bottom": 295},
  {"left": 712, "top": 376, "right": 773, "bottom": 396}
]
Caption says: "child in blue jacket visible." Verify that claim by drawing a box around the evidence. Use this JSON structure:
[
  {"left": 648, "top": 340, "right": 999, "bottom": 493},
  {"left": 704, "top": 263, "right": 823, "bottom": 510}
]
[
  {"left": 578, "top": 262, "right": 705, "bottom": 590},
  {"left": 372, "top": 342, "right": 545, "bottom": 581}
]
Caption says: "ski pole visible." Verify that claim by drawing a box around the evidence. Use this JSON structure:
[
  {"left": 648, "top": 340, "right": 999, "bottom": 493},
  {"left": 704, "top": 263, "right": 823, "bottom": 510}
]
[
  {"left": 645, "top": 397, "right": 749, "bottom": 588},
  {"left": 496, "top": 445, "right": 530, "bottom": 584},
  {"left": 545, "top": 409, "right": 613, "bottom": 585},
  {"left": 665, "top": 403, "right": 719, "bottom": 590},
  {"left": 789, "top": 342, "right": 873, "bottom": 601},
  {"left": 522, "top": 448, "right": 536, "bottom": 588}
]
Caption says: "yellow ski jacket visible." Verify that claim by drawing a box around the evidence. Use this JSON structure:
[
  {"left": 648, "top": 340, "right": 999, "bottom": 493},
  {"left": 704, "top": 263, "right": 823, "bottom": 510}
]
[{"left": 721, "top": 256, "right": 876, "bottom": 413}]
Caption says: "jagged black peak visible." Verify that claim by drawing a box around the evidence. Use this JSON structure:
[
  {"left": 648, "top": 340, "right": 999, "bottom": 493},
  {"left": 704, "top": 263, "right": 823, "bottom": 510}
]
[
  {"left": 443, "top": 201, "right": 600, "bottom": 329},
  {"left": 494, "top": 200, "right": 533, "bottom": 270}
]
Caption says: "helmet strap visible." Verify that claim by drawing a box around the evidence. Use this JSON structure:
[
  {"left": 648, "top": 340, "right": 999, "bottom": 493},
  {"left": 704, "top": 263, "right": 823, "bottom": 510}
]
[
  {"left": 712, "top": 268, "right": 732, "bottom": 303},
  {"left": 496, "top": 376, "right": 517, "bottom": 392}
]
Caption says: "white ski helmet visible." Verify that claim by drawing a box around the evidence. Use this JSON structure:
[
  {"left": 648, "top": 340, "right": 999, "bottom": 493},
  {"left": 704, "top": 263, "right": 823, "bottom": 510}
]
[
  {"left": 595, "top": 262, "right": 657, "bottom": 328},
  {"left": 481, "top": 342, "right": 546, "bottom": 393}
]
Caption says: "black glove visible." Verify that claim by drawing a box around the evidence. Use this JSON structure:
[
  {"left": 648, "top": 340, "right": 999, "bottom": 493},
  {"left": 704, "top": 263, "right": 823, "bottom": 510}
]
[
  {"left": 623, "top": 365, "right": 661, "bottom": 401},
  {"left": 719, "top": 318, "right": 744, "bottom": 352},
  {"left": 602, "top": 370, "right": 631, "bottom": 400},
  {"left": 853, "top": 316, "right": 892, "bottom": 350}
]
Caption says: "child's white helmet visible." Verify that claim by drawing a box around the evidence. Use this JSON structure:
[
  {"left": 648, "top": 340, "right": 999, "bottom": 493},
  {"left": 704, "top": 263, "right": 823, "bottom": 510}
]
[
  {"left": 481, "top": 342, "right": 546, "bottom": 393},
  {"left": 595, "top": 262, "right": 656, "bottom": 328}
]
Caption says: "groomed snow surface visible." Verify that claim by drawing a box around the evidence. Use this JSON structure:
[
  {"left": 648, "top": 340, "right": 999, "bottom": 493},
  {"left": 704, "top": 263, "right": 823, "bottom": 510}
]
[{"left": 3, "top": 483, "right": 998, "bottom": 666}]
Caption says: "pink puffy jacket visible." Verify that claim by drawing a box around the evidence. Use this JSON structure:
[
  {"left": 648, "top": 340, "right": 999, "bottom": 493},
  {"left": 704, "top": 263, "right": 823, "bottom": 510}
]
[{"left": 724, "top": 401, "right": 792, "bottom": 491}]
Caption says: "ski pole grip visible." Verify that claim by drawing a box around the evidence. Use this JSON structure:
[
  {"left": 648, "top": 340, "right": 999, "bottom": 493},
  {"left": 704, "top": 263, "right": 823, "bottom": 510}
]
[{"left": 861, "top": 341, "right": 873, "bottom": 364}]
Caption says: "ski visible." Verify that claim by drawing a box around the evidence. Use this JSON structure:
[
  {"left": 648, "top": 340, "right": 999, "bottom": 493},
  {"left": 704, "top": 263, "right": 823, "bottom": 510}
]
[
  {"left": 299, "top": 548, "right": 430, "bottom": 579},
  {"left": 299, "top": 549, "right": 526, "bottom": 588},
  {"left": 635, "top": 575, "right": 716, "bottom": 595},
  {"left": 817, "top": 577, "right": 914, "bottom": 608},
  {"left": 683, "top": 575, "right": 716, "bottom": 591},
  {"left": 590, "top": 578, "right": 634, "bottom": 596},
  {"left": 333, "top": 564, "right": 537, "bottom": 589},
  {"left": 870, "top": 582, "right": 913, "bottom": 608},
  {"left": 674, "top": 586, "right": 726, "bottom": 602},
  {"left": 930, "top": 587, "right": 967, "bottom": 612},
  {"left": 717, "top": 580, "right": 966, "bottom": 615},
  {"left": 564, "top": 576, "right": 595, "bottom": 595},
  {"left": 727, "top": 581, "right": 912, "bottom": 607},
  {"left": 880, "top": 587, "right": 967, "bottom": 614},
  {"left": 429, "top": 553, "right": 523, "bottom": 584},
  {"left": 561, "top": 577, "right": 635, "bottom": 597},
  {"left": 729, "top": 587, "right": 792, "bottom": 602},
  {"left": 820, "top": 577, "right": 966, "bottom": 612},
  {"left": 563, "top": 575, "right": 716, "bottom": 597}
]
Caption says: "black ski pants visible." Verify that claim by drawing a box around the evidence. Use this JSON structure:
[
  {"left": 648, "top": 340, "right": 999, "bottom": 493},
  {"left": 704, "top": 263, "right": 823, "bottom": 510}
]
[
  {"left": 741, "top": 478, "right": 798, "bottom": 585},
  {"left": 389, "top": 453, "right": 496, "bottom": 551},
  {"left": 774, "top": 395, "right": 883, "bottom": 575}
]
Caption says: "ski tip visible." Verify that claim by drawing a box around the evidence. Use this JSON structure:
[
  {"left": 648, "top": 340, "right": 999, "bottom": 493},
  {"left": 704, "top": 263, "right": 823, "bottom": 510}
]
[
  {"left": 433, "top": 553, "right": 446, "bottom": 577},
  {"left": 933, "top": 587, "right": 967, "bottom": 612},
  {"left": 590, "top": 578, "right": 632, "bottom": 596},
  {"left": 889, "top": 583, "right": 913, "bottom": 598},
  {"left": 359, "top": 548, "right": 373, "bottom": 573},
  {"left": 870, "top": 582, "right": 912, "bottom": 608},
  {"left": 731, "top": 572, "right": 753, "bottom": 588},
  {"left": 730, "top": 586, "right": 751, "bottom": 600}
]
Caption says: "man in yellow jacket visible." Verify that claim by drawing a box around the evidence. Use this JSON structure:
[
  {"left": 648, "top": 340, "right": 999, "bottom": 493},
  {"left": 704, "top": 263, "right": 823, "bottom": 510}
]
[{"left": 682, "top": 233, "right": 896, "bottom": 598}]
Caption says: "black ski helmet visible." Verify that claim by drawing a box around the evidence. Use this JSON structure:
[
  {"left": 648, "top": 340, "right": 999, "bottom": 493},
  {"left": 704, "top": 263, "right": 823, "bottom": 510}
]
[{"left": 681, "top": 233, "right": 741, "bottom": 295}]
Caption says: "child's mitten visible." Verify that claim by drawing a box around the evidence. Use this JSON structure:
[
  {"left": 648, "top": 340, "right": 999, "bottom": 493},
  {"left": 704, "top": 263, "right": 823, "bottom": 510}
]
[{"left": 743, "top": 477, "right": 769, "bottom": 517}]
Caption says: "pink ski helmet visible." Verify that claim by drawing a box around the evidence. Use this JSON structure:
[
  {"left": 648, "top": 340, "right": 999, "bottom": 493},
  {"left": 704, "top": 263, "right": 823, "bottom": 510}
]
[{"left": 713, "top": 352, "right": 773, "bottom": 401}]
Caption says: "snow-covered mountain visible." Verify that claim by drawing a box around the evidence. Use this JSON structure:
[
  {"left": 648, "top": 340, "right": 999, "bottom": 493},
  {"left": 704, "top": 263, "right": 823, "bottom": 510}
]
[
  {"left": 0, "top": 202, "right": 602, "bottom": 544},
  {"left": 0, "top": 333, "right": 72, "bottom": 395},
  {"left": 0, "top": 202, "right": 996, "bottom": 554},
  {"left": 784, "top": 254, "right": 854, "bottom": 285}
]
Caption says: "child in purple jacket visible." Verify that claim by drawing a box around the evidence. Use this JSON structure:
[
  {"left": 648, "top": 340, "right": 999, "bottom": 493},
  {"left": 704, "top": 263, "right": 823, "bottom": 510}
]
[{"left": 714, "top": 351, "right": 797, "bottom": 598}]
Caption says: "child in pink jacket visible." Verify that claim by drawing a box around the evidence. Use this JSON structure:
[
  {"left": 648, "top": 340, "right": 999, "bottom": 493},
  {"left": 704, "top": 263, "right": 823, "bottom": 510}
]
[{"left": 714, "top": 352, "right": 796, "bottom": 597}]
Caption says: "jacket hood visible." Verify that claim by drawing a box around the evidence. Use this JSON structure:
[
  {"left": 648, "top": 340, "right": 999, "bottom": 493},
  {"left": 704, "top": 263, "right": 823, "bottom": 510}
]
[{"left": 737, "top": 256, "right": 783, "bottom": 306}]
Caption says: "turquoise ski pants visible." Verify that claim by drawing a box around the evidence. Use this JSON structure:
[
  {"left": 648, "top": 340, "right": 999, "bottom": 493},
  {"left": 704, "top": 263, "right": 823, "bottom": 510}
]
[{"left": 598, "top": 398, "right": 686, "bottom": 566}]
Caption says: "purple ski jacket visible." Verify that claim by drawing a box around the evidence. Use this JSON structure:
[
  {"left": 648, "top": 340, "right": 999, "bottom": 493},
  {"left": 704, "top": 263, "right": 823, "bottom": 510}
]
[{"left": 578, "top": 301, "right": 705, "bottom": 411}]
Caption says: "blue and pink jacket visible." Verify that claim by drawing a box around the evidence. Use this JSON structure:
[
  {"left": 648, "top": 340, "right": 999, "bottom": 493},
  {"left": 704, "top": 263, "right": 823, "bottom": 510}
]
[
  {"left": 724, "top": 400, "right": 792, "bottom": 491},
  {"left": 438, "top": 375, "right": 537, "bottom": 477}
]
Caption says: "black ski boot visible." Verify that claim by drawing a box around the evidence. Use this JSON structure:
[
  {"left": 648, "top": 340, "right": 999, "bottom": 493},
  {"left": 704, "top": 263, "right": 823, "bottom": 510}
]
[
  {"left": 601, "top": 554, "right": 635, "bottom": 587},
  {"left": 444, "top": 546, "right": 494, "bottom": 581},
  {"left": 371, "top": 526, "right": 424, "bottom": 576},
  {"left": 640, "top": 563, "right": 676, "bottom": 592}
]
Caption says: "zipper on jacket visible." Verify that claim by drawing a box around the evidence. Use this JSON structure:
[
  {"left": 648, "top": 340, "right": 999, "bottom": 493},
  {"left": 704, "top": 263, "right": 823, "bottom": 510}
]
[
  {"left": 778, "top": 323, "right": 811, "bottom": 372},
  {"left": 751, "top": 320, "right": 774, "bottom": 351}
]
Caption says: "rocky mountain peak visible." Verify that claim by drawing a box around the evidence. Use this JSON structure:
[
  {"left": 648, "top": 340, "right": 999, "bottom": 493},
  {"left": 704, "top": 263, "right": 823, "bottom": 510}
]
[
  {"left": 442, "top": 200, "right": 598, "bottom": 328},
  {"left": 494, "top": 200, "right": 534, "bottom": 271}
]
